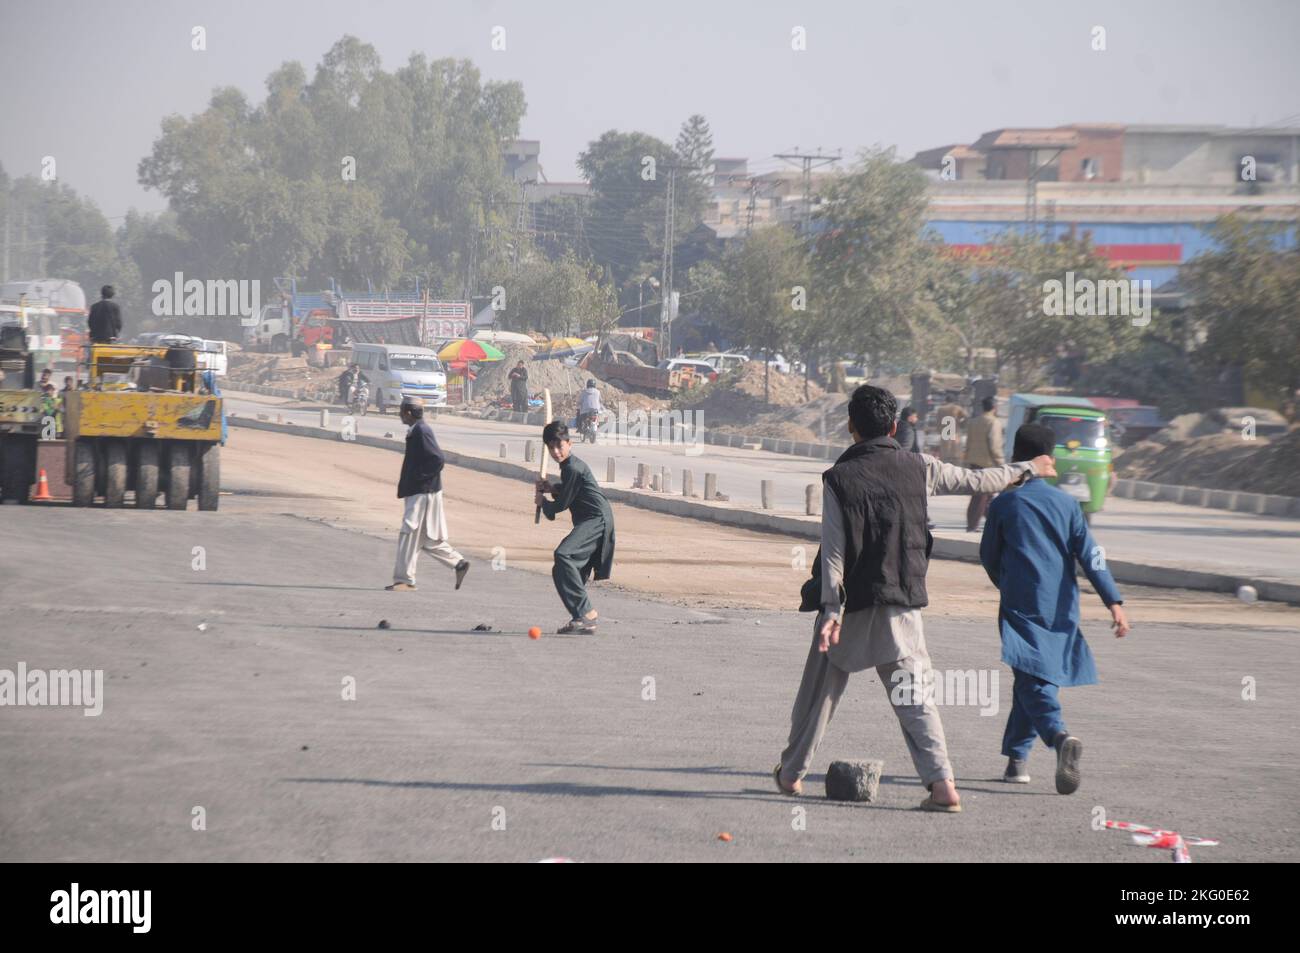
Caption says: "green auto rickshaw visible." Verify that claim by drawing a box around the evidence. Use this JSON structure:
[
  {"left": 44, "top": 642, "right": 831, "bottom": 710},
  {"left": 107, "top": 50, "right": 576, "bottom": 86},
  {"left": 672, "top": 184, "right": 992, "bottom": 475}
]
[{"left": 1005, "top": 394, "right": 1113, "bottom": 522}]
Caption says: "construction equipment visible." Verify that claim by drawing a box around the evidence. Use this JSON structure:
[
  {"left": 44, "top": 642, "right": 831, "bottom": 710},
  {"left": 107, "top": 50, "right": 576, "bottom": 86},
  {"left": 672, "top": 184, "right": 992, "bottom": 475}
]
[
  {"left": 63, "top": 343, "right": 223, "bottom": 510},
  {"left": 0, "top": 323, "right": 43, "bottom": 502}
]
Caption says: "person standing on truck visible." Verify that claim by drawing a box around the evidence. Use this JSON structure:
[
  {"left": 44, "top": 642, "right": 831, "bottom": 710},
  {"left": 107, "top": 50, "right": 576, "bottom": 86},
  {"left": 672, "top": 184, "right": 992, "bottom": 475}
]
[
  {"left": 508, "top": 360, "right": 529, "bottom": 413},
  {"left": 387, "top": 397, "right": 470, "bottom": 592},
  {"left": 87, "top": 285, "right": 122, "bottom": 344},
  {"left": 964, "top": 396, "right": 1004, "bottom": 532}
]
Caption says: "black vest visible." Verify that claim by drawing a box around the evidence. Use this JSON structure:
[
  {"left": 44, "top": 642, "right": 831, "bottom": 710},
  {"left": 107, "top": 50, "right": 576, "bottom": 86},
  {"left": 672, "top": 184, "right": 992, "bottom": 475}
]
[{"left": 822, "top": 436, "right": 932, "bottom": 610}]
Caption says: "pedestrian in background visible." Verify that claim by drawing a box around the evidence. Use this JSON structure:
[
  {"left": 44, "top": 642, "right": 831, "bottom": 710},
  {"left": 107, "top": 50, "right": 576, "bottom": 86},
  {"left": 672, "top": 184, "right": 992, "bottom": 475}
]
[
  {"left": 964, "top": 396, "right": 1004, "bottom": 532},
  {"left": 508, "top": 360, "right": 529, "bottom": 413},
  {"left": 387, "top": 397, "right": 470, "bottom": 592},
  {"left": 895, "top": 406, "right": 922, "bottom": 453}
]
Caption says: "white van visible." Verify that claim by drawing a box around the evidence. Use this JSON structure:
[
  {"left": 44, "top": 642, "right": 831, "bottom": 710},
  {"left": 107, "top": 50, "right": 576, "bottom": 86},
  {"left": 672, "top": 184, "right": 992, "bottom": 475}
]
[{"left": 350, "top": 343, "right": 447, "bottom": 411}]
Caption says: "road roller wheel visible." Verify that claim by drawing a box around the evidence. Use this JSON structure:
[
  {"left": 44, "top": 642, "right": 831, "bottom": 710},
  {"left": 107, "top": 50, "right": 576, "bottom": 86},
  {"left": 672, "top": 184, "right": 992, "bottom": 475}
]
[
  {"left": 104, "top": 440, "right": 127, "bottom": 507},
  {"left": 135, "top": 441, "right": 160, "bottom": 508},
  {"left": 196, "top": 443, "right": 220, "bottom": 511},
  {"left": 165, "top": 441, "right": 191, "bottom": 511},
  {"left": 73, "top": 439, "right": 96, "bottom": 506},
  {"left": 0, "top": 435, "right": 37, "bottom": 503}
]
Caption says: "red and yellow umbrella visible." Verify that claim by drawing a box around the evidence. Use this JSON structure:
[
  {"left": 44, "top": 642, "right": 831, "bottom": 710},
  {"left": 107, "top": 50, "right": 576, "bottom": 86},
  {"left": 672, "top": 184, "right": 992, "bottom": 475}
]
[{"left": 437, "top": 339, "right": 505, "bottom": 362}]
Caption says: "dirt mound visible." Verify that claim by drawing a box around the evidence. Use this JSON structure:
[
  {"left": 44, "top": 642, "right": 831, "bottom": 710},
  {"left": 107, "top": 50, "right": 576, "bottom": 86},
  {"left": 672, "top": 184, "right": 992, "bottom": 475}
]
[
  {"left": 1116, "top": 428, "right": 1300, "bottom": 496},
  {"left": 226, "top": 352, "right": 345, "bottom": 394},
  {"left": 677, "top": 362, "right": 824, "bottom": 429},
  {"left": 711, "top": 421, "right": 820, "bottom": 442},
  {"left": 471, "top": 346, "right": 664, "bottom": 419}
]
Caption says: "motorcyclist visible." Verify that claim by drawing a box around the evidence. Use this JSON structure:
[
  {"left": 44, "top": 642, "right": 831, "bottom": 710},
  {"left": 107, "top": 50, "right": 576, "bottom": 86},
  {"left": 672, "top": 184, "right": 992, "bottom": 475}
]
[
  {"left": 339, "top": 363, "right": 359, "bottom": 404},
  {"left": 577, "top": 379, "right": 603, "bottom": 434}
]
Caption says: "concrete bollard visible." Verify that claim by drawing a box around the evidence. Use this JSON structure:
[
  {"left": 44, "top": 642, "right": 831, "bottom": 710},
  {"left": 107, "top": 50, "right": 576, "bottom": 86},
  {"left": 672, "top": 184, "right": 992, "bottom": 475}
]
[
  {"left": 682, "top": 469, "right": 694, "bottom": 498},
  {"left": 499, "top": 442, "right": 507, "bottom": 458},
  {"left": 651, "top": 473, "right": 661, "bottom": 492},
  {"left": 525, "top": 440, "right": 536, "bottom": 463},
  {"left": 636, "top": 463, "right": 650, "bottom": 489},
  {"left": 276, "top": 414, "right": 284, "bottom": 424},
  {"left": 319, "top": 409, "right": 330, "bottom": 428},
  {"left": 806, "top": 484, "right": 821, "bottom": 516},
  {"left": 607, "top": 457, "right": 616, "bottom": 483},
  {"left": 661, "top": 467, "right": 672, "bottom": 494},
  {"left": 704, "top": 473, "right": 717, "bottom": 501},
  {"left": 761, "top": 480, "right": 774, "bottom": 510},
  {"left": 825, "top": 760, "right": 883, "bottom": 802}
]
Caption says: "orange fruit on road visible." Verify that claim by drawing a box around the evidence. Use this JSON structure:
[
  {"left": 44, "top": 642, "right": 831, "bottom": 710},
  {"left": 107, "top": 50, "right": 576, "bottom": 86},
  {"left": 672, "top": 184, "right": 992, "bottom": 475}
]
[{"left": 528, "top": 626, "right": 542, "bottom": 640}]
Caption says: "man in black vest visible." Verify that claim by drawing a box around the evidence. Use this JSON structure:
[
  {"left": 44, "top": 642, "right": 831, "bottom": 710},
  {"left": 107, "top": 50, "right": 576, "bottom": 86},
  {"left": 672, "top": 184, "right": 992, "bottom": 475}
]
[{"left": 774, "top": 384, "right": 1056, "bottom": 811}]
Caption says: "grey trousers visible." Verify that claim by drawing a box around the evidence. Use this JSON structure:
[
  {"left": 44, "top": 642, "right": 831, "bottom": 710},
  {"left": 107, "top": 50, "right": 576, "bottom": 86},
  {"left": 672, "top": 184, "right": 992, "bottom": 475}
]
[{"left": 778, "top": 616, "right": 955, "bottom": 789}]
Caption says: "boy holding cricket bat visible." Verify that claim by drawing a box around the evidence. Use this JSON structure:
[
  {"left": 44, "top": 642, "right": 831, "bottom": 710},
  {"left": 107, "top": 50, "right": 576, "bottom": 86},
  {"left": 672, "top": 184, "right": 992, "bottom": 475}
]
[{"left": 535, "top": 421, "right": 615, "bottom": 634}]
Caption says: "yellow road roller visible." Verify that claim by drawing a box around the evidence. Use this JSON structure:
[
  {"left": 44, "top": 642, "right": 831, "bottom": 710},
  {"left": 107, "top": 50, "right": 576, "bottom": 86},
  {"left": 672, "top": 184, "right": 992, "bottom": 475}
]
[{"left": 64, "top": 343, "right": 223, "bottom": 510}]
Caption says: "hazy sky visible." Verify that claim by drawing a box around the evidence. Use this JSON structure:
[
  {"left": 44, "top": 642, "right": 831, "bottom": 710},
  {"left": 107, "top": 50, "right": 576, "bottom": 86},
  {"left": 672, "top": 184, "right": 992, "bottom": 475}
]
[{"left": 2, "top": 0, "right": 1297, "bottom": 222}]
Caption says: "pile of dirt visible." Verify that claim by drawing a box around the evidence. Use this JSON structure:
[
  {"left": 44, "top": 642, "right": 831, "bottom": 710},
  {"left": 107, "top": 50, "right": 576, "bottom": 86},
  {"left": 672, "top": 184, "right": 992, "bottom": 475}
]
[
  {"left": 1152, "top": 407, "right": 1289, "bottom": 444},
  {"left": 710, "top": 421, "right": 820, "bottom": 442},
  {"left": 708, "top": 395, "right": 851, "bottom": 443},
  {"left": 1116, "top": 428, "right": 1300, "bottom": 496},
  {"left": 471, "top": 346, "right": 665, "bottom": 419},
  {"left": 226, "top": 353, "right": 346, "bottom": 395},
  {"left": 677, "top": 362, "right": 825, "bottom": 429}
]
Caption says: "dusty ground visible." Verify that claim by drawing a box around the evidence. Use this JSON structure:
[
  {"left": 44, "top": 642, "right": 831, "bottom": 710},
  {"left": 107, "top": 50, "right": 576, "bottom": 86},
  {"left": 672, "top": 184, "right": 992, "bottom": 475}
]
[{"left": 222, "top": 427, "right": 1300, "bottom": 628}]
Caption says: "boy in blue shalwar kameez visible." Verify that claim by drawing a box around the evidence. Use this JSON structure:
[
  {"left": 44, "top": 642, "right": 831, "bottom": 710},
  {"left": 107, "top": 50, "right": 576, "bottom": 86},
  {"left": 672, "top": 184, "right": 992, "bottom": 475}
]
[{"left": 980, "top": 423, "right": 1131, "bottom": 794}]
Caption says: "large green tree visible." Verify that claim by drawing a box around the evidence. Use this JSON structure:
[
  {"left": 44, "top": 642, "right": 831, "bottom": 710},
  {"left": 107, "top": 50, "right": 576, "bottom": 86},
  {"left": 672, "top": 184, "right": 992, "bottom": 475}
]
[
  {"left": 809, "top": 148, "right": 935, "bottom": 366},
  {"left": 1181, "top": 214, "right": 1300, "bottom": 400},
  {"left": 137, "top": 37, "right": 525, "bottom": 295},
  {"left": 2, "top": 170, "right": 141, "bottom": 326}
]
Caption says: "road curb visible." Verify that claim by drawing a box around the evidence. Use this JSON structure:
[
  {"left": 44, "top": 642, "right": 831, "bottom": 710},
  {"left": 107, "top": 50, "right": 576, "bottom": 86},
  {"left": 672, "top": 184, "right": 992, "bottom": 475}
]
[
  {"left": 228, "top": 415, "right": 1300, "bottom": 606},
  {"left": 1112, "top": 477, "right": 1300, "bottom": 520}
]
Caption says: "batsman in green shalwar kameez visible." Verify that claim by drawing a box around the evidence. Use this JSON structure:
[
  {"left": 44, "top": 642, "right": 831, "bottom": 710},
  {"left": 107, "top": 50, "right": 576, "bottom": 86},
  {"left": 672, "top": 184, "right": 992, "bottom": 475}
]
[{"left": 536, "top": 421, "right": 616, "bottom": 634}]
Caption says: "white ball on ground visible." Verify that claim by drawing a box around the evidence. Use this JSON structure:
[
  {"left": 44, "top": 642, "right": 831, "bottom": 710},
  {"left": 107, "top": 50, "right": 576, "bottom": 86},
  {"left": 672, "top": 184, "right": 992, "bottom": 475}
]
[{"left": 1236, "top": 585, "right": 1258, "bottom": 604}]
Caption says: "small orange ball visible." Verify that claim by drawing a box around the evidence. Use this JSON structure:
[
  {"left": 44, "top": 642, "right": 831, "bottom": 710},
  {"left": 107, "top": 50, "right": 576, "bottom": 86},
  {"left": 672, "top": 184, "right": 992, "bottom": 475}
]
[
  {"left": 717, "top": 832, "right": 733, "bottom": 842},
  {"left": 528, "top": 626, "right": 542, "bottom": 640}
]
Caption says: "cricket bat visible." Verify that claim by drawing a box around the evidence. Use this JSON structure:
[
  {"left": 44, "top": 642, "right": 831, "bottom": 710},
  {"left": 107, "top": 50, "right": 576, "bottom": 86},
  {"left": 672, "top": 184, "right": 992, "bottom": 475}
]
[{"left": 534, "top": 388, "right": 553, "bottom": 524}]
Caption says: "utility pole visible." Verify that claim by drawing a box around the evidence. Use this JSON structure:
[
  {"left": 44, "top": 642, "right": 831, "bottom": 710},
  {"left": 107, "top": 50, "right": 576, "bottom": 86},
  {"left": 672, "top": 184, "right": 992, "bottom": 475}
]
[
  {"left": 774, "top": 149, "right": 840, "bottom": 237},
  {"left": 658, "top": 167, "right": 676, "bottom": 361}
]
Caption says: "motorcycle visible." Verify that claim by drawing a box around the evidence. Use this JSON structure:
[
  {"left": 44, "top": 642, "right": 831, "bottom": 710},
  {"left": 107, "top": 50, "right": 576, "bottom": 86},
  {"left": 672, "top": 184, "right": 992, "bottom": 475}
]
[
  {"left": 348, "top": 378, "right": 370, "bottom": 416},
  {"left": 577, "top": 410, "right": 603, "bottom": 443}
]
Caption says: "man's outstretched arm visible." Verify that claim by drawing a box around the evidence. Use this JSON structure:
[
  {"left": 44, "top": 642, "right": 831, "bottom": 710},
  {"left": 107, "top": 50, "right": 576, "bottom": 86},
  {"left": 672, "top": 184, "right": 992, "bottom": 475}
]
[{"left": 923, "top": 454, "right": 1055, "bottom": 496}]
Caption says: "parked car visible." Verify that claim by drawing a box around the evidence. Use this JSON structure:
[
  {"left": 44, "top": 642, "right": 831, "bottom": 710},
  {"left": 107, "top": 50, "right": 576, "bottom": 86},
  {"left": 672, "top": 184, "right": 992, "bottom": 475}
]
[
  {"left": 698, "top": 352, "right": 749, "bottom": 373},
  {"left": 657, "top": 358, "right": 719, "bottom": 384}
]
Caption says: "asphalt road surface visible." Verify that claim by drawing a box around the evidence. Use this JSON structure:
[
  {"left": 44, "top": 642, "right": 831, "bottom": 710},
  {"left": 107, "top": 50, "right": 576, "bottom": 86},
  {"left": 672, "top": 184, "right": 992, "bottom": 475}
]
[{"left": 2, "top": 504, "right": 1294, "bottom": 862}]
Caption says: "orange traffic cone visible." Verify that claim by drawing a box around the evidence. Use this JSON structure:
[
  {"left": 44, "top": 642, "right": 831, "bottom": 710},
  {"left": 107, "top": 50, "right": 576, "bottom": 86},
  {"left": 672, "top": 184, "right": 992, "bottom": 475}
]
[{"left": 33, "top": 468, "right": 53, "bottom": 502}]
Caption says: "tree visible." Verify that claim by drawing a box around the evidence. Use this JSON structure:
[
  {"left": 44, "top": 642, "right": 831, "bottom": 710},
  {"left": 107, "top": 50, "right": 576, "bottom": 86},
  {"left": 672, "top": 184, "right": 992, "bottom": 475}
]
[
  {"left": 578, "top": 129, "right": 707, "bottom": 304},
  {"left": 137, "top": 37, "right": 525, "bottom": 296},
  {"left": 2, "top": 173, "right": 141, "bottom": 328},
  {"left": 691, "top": 225, "right": 806, "bottom": 403},
  {"left": 810, "top": 148, "right": 935, "bottom": 366},
  {"left": 675, "top": 114, "right": 715, "bottom": 194},
  {"left": 1182, "top": 214, "right": 1300, "bottom": 400},
  {"left": 495, "top": 251, "right": 615, "bottom": 340}
]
